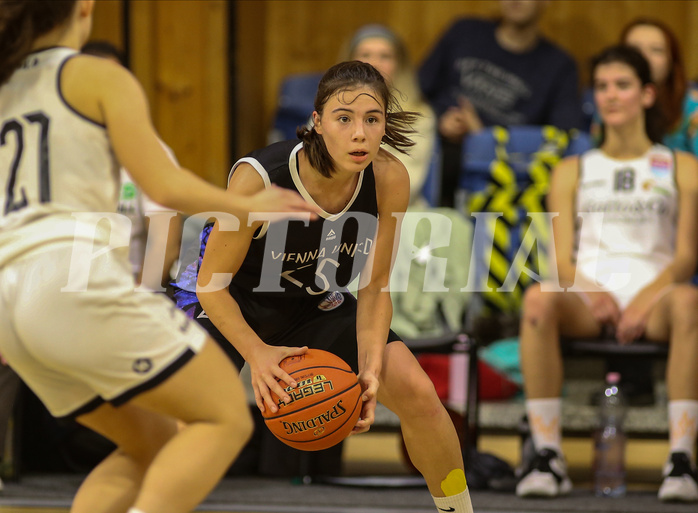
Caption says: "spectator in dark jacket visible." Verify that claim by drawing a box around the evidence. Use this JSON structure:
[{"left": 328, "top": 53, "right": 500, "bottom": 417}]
[{"left": 418, "top": 0, "right": 583, "bottom": 206}]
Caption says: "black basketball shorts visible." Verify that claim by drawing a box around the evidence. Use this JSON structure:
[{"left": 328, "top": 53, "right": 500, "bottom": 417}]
[{"left": 183, "top": 290, "right": 401, "bottom": 373}]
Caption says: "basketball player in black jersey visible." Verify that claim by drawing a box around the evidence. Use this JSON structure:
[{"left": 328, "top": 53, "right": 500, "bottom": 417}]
[{"left": 175, "top": 61, "right": 474, "bottom": 513}]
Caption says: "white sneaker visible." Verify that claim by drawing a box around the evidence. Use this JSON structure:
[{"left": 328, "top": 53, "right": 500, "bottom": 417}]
[
  {"left": 516, "top": 448, "right": 572, "bottom": 497},
  {"left": 658, "top": 452, "right": 698, "bottom": 502}
]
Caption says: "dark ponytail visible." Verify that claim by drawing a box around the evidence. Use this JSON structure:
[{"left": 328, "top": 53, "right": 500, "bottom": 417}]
[
  {"left": 298, "top": 60, "right": 419, "bottom": 177},
  {"left": 0, "top": 0, "right": 77, "bottom": 86},
  {"left": 298, "top": 125, "right": 335, "bottom": 178}
]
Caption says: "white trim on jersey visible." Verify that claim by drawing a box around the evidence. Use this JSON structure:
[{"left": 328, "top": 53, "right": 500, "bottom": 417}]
[
  {"left": 228, "top": 156, "right": 273, "bottom": 239},
  {"left": 287, "top": 142, "right": 365, "bottom": 222}
]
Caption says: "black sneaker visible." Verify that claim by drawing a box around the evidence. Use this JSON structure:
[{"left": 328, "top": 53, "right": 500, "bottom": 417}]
[
  {"left": 658, "top": 452, "right": 698, "bottom": 502},
  {"left": 516, "top": 448, "right": 572, "bottom": 497}
]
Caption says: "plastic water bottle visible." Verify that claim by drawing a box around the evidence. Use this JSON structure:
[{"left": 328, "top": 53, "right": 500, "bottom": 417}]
[
  {"left": 447, "top": 336, "right": 470, "bottom": 412},
  {"left": 593, "top": 372, "right": 627, "bottom": 497}
]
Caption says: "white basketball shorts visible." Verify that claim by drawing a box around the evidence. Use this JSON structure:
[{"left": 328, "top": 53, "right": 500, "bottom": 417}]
[{"left": 0, "top": 241, "right": 207, "bottom": 418}]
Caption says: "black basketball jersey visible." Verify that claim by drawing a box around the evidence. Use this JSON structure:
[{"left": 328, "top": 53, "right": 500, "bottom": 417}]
[
  {"left": 229, "top": 140, "right": 379, "bottom": 298},
  {"left": 171, "top": 140, "right": 397, "bottom": 364}
]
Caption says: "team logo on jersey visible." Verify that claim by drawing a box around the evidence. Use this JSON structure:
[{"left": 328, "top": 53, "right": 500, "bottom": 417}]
[
  {"left": 197, "top": 309, "right": 209, "bottom": 319},
  {"left": 643, "top": 179, "right": 672, "bottom": 196},
  {"left": 650, "top": 156, "right": 671, "bottom": 178},
  {"left": 318, "top": 291, "right": 344, "bottom": 311},
  {"left": 325, "top": 229, "right": 337, "bottom": 241},
  {"left": 133, "top": 358, "right": 153, "bottom": 374}
]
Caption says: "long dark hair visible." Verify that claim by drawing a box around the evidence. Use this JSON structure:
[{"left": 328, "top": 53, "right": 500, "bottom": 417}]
[
  {"left": 82, "top": 40, "right": 125, "bottom": 66},
  {"left": 0, "top": 0, "right": 77, "bottom": 86},
  {"left": 298, "top": 60, "right": 419, "bottom": 177},
  {"left": 621, "top": 18, "right": 686, "bottom": 133},
  {"left": 591, "top": 45, "right": 664, "bottom": 145}
]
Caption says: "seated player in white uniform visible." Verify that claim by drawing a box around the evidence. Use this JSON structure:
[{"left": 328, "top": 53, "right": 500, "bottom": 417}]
[{"left": 516, "top": 45, "right": 698, "bottom": 502}]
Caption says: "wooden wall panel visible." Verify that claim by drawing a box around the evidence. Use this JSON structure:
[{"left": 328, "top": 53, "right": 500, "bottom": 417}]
[
  {"left": 86, "top": 0, "right": 229, "bottom": 185},
  {"left": 90, "top": 0, "right": 124, "bottom": 49},
  {"left": 86, "top": 1, "right": 698, "bottom": 179},
  {"left": 127, "top": 1, "right": 229, "bottom": 186},
  {"left": 128, "top": 1, "right": 156, "bottom": 115},
  {"left": 686, "top": 2, "right": 698, "bottom": 82},
  {"left": 235, "top": 0, "right": 268, "bottom": 156},
  {"left": 237, "top": 0, "right": 698, "bottom": 153}
]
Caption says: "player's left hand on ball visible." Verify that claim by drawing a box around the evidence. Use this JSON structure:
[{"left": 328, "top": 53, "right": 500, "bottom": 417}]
[
  {"left": 352, "top": 370, "right": 379, "bottom": 435},
  {"left": 249, "top": 344, "right": 308, "bottom": 414}
]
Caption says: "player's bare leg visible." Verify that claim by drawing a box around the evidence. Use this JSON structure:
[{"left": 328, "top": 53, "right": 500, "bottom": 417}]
[
  {"left": 378, "top": 341, "right": 473, "bottom": 512},
  {"left": 73, "top": 339, "right": 253, "bottom": 513},
  {"left": 71, "top": 405, "right": 177, "bottom": 513}
]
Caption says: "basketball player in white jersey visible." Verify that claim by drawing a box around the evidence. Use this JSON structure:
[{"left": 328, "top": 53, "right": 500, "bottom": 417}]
[
  {"left": 0, "top": 2, "right": 318, "bottom": 513},
  {"left": 517, "top": 45, "right": 698, "bottom": 501}
]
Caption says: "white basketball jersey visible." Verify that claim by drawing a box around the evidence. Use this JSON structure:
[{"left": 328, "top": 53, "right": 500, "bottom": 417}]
[
  {"left": 0, "top": 47, "right": 119, "bottom": 266},
  {"left": 574, "top": 145, "right": 677, "bottom": 305}
]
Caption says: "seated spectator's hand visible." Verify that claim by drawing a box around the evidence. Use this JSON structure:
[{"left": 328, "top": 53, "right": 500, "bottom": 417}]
[
  {"left": 586, "top": 291, "right": 621, "bottom": 328},
  {"left": 458, "top": 96, "right": 483, "bottom": 134},
  {"left": 439, "top": 108, "right": 469, "bottom": 142},
  {"left": 438, "top": 97, "right": 483, "bottom": 143},
  {"left": 616, "top": 291, "right": 654, "bottom": 345}
]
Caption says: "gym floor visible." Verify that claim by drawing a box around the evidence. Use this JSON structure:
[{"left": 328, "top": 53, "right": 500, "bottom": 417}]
[{"left": 0, "top": 431, "right": 684, "bottom": 513}]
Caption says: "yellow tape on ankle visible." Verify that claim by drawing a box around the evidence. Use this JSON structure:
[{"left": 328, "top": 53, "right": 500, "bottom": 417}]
[{"left": 440, "top": 468, "right": 467, "bottom": 496}]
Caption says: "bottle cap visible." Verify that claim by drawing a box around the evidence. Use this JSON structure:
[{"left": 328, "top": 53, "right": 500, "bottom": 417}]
[{"left": 606, "top": 372, "right": 621, "bottom": 384}]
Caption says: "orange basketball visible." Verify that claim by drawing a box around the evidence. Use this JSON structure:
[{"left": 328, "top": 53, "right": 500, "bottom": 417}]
[{"left": 262, "top": 349, "right": 362, "bottom": 451}]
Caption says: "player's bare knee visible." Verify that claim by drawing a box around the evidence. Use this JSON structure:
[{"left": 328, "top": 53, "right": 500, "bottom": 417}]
[
  {"left": 671, "top": 285, "right": 698, "bottom": 328},
  {"left": 141, "top": 419, "right": 178, "bottom": 453},
  {"left": 522, "top": 284, "right": 556, "bottom": 327},
  {"left": 120, "top": 421, "right": 177, "bottom": 467},
  {"left": 237, "top": 407, "right": 254, "bottom": 443},
  {"left": 393, "top": 372, "right": 442, "bottom": 420},
  {"left": 219, "top": 405, "right": 254, "bottom": 445}
]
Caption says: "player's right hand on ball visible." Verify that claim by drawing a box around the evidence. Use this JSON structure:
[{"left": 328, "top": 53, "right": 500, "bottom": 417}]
[
  {"left": 248, "top": 344, "right": 308, "bottom": 414},
  {"left": 352, "top": 369, "right": 379, "bottom": 435}
]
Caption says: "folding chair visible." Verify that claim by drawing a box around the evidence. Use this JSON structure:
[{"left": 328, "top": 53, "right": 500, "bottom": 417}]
[
  {"left": 268, "top": 72, "right": 322, "bottom": 144},
  {"left": 457, "top": 125, "right": 592, "bottom": 327}
]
